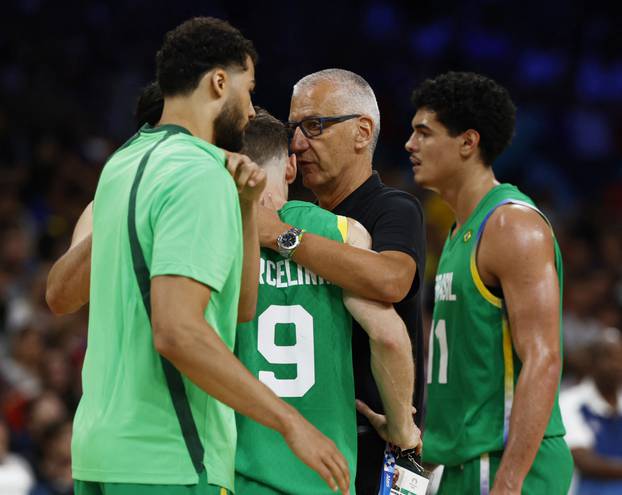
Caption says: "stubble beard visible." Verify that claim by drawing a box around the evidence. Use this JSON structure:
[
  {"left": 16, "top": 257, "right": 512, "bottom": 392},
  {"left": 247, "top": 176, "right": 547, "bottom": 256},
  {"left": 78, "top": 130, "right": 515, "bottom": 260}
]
[{"left": 213, "top": 98, "right": 246, "bottom": 152}]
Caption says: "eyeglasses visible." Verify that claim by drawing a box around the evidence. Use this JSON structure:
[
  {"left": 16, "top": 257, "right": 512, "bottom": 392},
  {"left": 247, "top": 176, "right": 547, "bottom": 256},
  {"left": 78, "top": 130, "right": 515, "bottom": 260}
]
[{"left": 286, "top": 114, "right": 361, "bottom": 139}]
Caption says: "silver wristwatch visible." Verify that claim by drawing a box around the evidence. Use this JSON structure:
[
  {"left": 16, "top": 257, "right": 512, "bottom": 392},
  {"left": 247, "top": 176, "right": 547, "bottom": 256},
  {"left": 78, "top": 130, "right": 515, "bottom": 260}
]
[{"left": 276, "top": 227, "right": 304, "bottom": 259}]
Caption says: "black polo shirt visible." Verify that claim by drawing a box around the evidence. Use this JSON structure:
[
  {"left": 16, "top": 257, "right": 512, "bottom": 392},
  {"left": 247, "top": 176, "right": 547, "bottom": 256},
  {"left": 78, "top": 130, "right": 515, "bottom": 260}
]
[{"left": 331, "top": 171, "right": 426, "bottom": 429}]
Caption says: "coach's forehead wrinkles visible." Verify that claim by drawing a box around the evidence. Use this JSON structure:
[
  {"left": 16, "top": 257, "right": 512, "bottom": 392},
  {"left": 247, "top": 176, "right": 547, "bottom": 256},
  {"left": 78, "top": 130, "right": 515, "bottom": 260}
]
[{"left": 289, "top": 80, "right": 340, "bottom": 120}]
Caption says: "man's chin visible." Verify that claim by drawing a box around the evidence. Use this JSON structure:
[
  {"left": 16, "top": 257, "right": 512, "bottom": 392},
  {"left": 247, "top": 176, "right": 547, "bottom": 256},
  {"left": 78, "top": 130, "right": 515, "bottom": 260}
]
[
  {"left": 413, "top": 171, "right": 432, "bottom": 190},
  {"left": 301, "top": 172, "right": 322, "bottom": 190}
]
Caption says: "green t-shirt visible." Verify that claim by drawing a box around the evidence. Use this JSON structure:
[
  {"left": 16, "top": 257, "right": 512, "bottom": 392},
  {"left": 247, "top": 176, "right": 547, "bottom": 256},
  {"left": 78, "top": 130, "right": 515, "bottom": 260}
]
[
  {"left": 423, "top": 184, "right": 566, "bottom": 467},
  {"left": 235, "top": 201, "right": 356, "bottom": 495},
  {"left": 72, "top": 124, "right": 243, "bottom": 490}
]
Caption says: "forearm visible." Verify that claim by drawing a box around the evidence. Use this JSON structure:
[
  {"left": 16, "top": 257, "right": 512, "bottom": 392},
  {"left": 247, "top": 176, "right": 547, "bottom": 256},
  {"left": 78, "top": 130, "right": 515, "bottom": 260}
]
[
  {"left": 344, "top": 294, "right": 415, "bottom": 434},
  {"left": 238, "top": 200, "right": 260, "bottom": 322},
  {"left": 46, "top": 235, "right": 92, "bottom": 315},
  {"left": 292, "top": 233, "right": 406, "bottom": 302},
  {"left": 493, "top": 354, "right": 560, "bottom": 490},
  {"left": 160, "top": 319, "right": 296, "bottom": 434},
  {"left": 573, "top": 448, "right": 622, "bottom": 478}
]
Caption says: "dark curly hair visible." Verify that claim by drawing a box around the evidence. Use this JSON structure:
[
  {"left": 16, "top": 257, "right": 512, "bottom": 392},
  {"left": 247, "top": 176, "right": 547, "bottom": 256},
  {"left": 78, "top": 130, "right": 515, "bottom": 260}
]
[
  {"left": 241, "top": 107, "right": 288, "bottom": 166},
  {"left": 411, "top": 72, "right": 516, "bottom": 167},
  {"left": 134, "top": 81, "right": 163, "bottom": 128},
  {"left": 156, "top": 17, "right": 257, "bottom": 97}
]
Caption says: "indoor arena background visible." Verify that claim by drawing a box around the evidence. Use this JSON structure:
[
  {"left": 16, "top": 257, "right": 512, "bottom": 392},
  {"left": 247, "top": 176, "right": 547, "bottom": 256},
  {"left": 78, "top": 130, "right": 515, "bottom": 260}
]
[{"left": 0, "top": 1, "right": 620, "bottom": 494}]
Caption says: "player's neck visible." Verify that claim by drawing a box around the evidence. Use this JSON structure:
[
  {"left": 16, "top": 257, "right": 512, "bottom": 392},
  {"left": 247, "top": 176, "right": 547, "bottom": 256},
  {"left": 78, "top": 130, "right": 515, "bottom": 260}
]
[
  {"left": 262, "top": 184, "right": 287, "bottom": 211},
  {"left": 159, "top": 98, "right": 216, "bottom": 144},
  {"left": 315, "top": 161, "right": 372, "bottom": 211},
  {"left": 442, "top": 164, "right": 499, "bottom": 228}
]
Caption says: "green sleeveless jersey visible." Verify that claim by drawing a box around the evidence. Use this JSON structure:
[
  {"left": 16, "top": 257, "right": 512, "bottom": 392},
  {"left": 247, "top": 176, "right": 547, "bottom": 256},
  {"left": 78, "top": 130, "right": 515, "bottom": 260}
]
[
  {"left": 235, "top": 201, "right": 356, "bottom": 495},
  {"left": 423, "top": 184, "right": 566, "bottom": 467}
]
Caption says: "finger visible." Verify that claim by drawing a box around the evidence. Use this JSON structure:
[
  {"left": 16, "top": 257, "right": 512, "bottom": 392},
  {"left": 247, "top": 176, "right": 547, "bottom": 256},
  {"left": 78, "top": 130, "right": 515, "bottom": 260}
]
[
  {"left": 236, "top": 164, "right": 254, "bottom": 192},
  {"left": 416, "top": 440, "right": 423, "bottom": 455},
  {"left": 355, "top": 399, "right": 383, "bottom": 426},
  {"left": 315, "top": 460, "right": 338, "bottom": 492},
  {"left": 226, "top": 154, "right": 241, "bottom": 178},
  {"left": 331, "top": 450, "right": 350, "bottom": 493},
  {"left": 247, "top": 167, "right": 266, "bottom": 188},
  {"left": 252, "top": 167, "right": 267, "bottom": 188},
  {"left": 412, "top": 406, "right": 417, "bottom": 416},
  {"left": 323, "top": 455, "right": 348, "bottom": 494}
]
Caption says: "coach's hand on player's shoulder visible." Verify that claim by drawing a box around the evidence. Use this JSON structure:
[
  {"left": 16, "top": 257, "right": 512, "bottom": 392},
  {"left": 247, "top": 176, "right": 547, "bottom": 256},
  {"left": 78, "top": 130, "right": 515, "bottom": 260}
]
[
  {"left": 281, "top": 410, "right": 351, "bottom": 494},
  {"left": 356, "top": 399, "right": 423, "bottom": 453},
  {"left": 225, "top": 152, "right": 266, "bottom": 204}
]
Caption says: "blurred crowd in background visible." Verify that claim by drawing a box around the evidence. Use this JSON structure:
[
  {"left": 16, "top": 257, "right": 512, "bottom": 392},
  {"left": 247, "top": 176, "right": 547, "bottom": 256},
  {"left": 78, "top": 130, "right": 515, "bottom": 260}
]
[{"left": 1, "top": 1, "right": 620, "bottom": 494}]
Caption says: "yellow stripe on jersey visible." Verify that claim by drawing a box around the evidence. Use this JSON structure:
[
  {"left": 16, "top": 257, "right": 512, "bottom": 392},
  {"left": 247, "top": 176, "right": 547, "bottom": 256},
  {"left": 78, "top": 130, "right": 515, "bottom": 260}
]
[
  {"left": 337, "top": 215, "right": 349, "bottom": 243},
  {"left": 502, "top": 315, "right": 514, "bottom": 443},
  {"left": 469, "top": 250, "right": 502, "bottom": 308}
]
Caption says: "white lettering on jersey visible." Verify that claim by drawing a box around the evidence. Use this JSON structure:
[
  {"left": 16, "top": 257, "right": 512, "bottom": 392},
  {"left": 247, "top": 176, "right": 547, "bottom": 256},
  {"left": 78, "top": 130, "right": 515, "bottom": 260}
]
[
  {"left": 259, "top": 259, "right": 329, "bottom": 288},
  {"left": 435, "top": 272, "right": 457, "bottom": 302}
]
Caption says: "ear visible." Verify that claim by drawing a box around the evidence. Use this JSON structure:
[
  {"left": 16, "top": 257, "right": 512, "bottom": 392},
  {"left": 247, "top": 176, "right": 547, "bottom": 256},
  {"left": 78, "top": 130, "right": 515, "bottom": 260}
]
[
  {"left": 354, "top": 116, "right": 374, "bottom": 152},
  {"left": 459, "top": 129, "right": 480, "bottom": 160},
  {"left": 285, "top": 153, "right": 297, "bottom": 184},
  {"left": 202, "top": 68, "right": 228, "bottom": 99}
]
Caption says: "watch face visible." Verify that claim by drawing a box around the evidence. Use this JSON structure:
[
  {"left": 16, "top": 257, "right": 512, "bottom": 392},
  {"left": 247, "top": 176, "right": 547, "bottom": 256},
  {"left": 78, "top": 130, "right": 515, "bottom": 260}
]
[{"left": 280, "top": 232, "right": 297, "bottom": 248}]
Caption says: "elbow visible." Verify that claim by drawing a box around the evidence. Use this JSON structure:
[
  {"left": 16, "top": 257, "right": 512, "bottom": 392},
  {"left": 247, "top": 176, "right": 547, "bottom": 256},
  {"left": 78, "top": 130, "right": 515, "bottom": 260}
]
[
  {"left": 238, "top": 308, "right": 256, "bottom": 323},
  {"left": 526, "top": 348, "right": 561, "bottom": 382},
  {"left": 45, "top": 283, "right": 68, "bottom": 316},
  {"left": 379, "top": 278, "right": 409, "bottom": 303},
  {"left": 370, "top": 322, "right": 410, "bottom": 353},
  {"left": 152, "top": 320, "right": 183, "bottom": 361},
  {"left": 543, "top": 350, "right": 562, "bottom": 378},
  {"left": 237, "top": 300, "right": 257, "bottom": 323}
]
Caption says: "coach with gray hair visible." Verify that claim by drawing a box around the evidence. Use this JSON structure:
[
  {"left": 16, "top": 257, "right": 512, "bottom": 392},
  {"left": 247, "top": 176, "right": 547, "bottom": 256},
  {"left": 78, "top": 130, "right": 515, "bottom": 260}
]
[{"left": 259, "top": 68, "right": 426, "bottom": 493}]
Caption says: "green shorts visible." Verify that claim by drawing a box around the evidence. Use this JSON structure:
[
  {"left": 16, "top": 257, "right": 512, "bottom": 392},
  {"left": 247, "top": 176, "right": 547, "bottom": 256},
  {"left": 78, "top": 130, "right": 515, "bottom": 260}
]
[
  {"left": 74, "top": 469, "right": 229, "bottom": 495},
  {"left": 437, "top": 436, "right": 573, "bottom": 495},
  {"left": 235, "top": 473, "right": 282, "bottom": 495}
]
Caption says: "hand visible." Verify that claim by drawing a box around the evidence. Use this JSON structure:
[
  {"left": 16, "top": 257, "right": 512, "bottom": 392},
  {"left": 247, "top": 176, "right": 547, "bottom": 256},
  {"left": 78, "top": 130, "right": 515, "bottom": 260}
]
[
  {"left": 225, "top": 152, "right": 266, "bottom": 204},
  {"left": 356, "top": 399, "right": 422, "bottom": 453},
  {"left": 282, "top": 413, "right": 350, "bottom": 494},
  {"left": 258, "top": 205, "right": 289, "bottom": 249}
]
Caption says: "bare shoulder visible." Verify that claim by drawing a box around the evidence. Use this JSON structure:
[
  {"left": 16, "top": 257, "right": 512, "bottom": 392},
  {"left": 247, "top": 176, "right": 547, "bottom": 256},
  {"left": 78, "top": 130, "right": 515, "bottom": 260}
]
[
  {"left": 345, "top": 217, "right": 371, "bottom": 249},
  {"left": 478, "top": 204, "right": 555, "bottom": 281}
]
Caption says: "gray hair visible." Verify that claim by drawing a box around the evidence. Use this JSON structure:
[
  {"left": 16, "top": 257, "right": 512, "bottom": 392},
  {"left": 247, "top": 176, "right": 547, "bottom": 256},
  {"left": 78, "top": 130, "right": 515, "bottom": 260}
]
[{"left": 294, "top": 69, "right": 380, "bottom": 156}]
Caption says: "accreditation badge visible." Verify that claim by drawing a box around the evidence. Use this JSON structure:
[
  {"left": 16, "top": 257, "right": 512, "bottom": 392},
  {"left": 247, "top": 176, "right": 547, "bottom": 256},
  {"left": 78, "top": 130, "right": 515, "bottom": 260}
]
[{"left": 378, "top": 445, "right": 431, "bottom": 495}]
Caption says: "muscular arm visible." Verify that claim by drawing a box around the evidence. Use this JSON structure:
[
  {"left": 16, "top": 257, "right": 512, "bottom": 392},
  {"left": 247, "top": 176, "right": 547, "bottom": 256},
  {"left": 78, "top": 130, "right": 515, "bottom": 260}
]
[
  {"left": 237, "top": 200, "right": 260, "bottom": 322},
  {"left": 226, "top": 153, "right": 266, "bottom": 323},
  {"left": 342, "top": 219, "right": 419, "bottom": 449},
  {"left": 46, "top": 202, "right": 93, "bottom": 315},
  {"left": 151, "top": 275, "right": 349, "bottom": 493},
  {"left": 480, "top": 206, "right": 562, "bottom": 494},
  {"left": 259, "top": 207, "right": 416, "bottom": 303}
]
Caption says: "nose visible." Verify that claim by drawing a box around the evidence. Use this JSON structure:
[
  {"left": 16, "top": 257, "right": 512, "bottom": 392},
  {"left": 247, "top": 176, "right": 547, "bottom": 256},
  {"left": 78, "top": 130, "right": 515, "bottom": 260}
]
[
  {"left": 289, "top": 127, "right": 310, "bottom": 154},
  {"left": 248, "top": 102, "right": 256, "bottom": 120},
  {"left": 405, "top": 132, "right": 418, "bottom": 153}
]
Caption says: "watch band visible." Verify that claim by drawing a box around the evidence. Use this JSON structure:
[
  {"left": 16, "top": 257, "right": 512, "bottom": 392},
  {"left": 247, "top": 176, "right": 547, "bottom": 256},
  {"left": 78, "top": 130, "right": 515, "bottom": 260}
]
[{"left": 276, "top": 227, "right": 304, "bottom": 259}]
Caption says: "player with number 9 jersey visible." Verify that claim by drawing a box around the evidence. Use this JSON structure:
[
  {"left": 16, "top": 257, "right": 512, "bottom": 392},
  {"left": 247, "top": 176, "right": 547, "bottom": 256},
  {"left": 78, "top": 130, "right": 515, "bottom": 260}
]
[{"left": 235, "top": 200, "right": 355, "bottom": 495}]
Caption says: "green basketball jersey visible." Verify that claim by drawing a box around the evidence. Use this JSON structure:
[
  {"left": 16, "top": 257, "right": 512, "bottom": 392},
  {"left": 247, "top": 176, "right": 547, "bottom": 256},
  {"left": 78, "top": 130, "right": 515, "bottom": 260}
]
[
  {"left": 235, "top": 200, "right": 356, "bottom": 495},
  {"left": 423, "top": 184, "right": 566, "bottom": 467}
]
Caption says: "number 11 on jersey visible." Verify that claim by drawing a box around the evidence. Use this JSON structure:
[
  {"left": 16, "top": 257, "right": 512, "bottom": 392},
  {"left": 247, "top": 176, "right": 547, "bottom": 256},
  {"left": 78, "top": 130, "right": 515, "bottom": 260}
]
[{"left": 427, "top": 319, "right": 448, "bottom": 384}]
